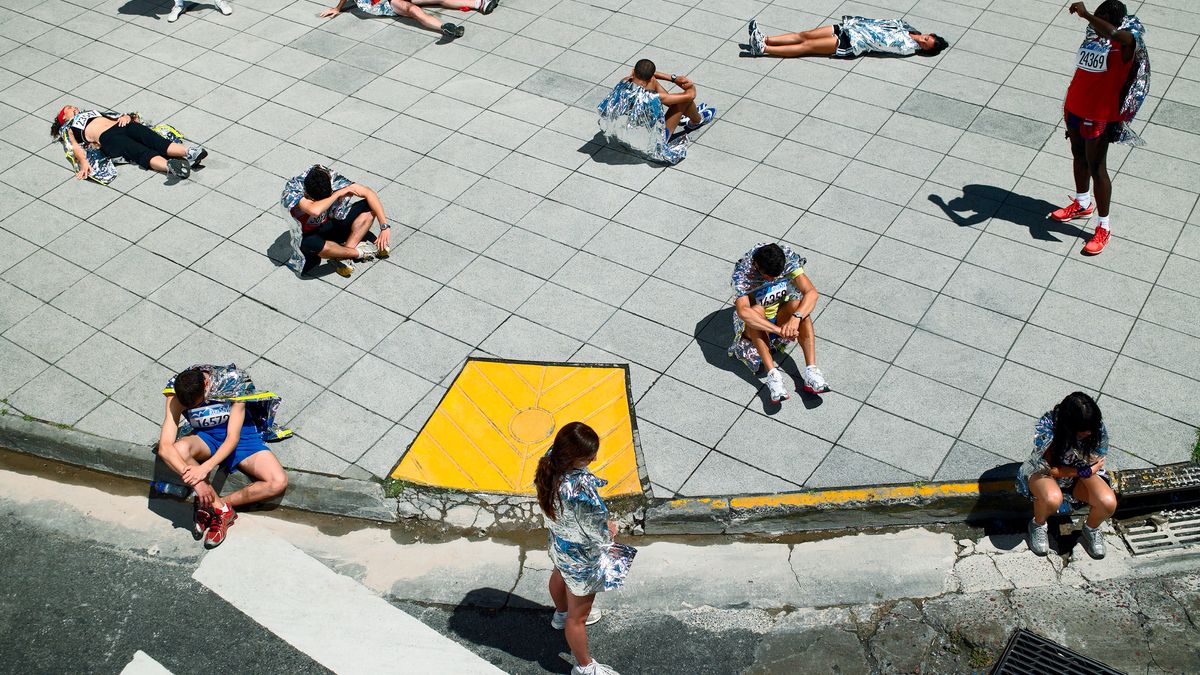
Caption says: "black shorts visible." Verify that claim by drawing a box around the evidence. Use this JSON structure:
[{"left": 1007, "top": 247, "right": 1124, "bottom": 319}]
[
  {"left": 299, "top": 199, "right": 372, "bottom": 272},
  {"left": 832, "top": 24, "right": 853, "bottom": 58}
]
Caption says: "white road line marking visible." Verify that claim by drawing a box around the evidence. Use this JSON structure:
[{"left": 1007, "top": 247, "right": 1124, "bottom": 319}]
[
  {"left": 193, "top": 525, "right": 504, "bottom": 674},
  {"left": 120, "top": 651, "right": 173, "bottom": 675}
]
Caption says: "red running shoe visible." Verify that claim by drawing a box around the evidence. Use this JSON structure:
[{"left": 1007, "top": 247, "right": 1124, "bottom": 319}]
[
  {"left": 193, "top": 501, "right": 213, "bottom": 540},
  {"left": 204, "top": 504, "right": 237, "bottom": 548},
  {"left": 1050, "top": 197, "right": 1094, "bottom": 222},
  {"left": 1083, "top": 227, "right": 1110, "bottom": 255}
]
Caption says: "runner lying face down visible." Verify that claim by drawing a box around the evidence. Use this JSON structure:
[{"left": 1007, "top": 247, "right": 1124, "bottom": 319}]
[{"left": 745, "top": 16, "right": 947, "bottom": 58}]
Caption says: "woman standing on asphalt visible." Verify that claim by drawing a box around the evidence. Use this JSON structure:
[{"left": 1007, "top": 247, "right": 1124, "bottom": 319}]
[
  {"left": 1017, "top": 392, "right": 1117, "bottom": 559},
  {"left": 535, "top": 422, "right": 636, "bottom": 675}
]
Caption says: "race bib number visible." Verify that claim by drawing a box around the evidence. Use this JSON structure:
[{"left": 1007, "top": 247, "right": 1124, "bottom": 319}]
[
  {"left": 1076, "top": 44, "right": 1109, "bottom": 73},
  {"left": 752, "top": 279, "right": 790, "bottom": 309}
]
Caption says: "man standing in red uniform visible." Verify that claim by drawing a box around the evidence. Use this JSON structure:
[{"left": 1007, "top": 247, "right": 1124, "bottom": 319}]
[{"left": 1051, "top": 1, "right": 1138, "bottom": 256}]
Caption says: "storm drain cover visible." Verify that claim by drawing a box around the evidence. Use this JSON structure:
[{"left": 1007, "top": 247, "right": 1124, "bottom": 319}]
[
  {"left": 1116, "top": 506, "right": 1200, "bottom": 556},
  {"left": 992, "top": 629, "right": 1124, "bottom": 674},
  {"left": 1115, "top": 462, "right": 1200, "bottom": 496}
]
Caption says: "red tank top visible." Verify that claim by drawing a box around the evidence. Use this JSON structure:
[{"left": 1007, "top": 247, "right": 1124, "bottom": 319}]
[{"left": 1064, "top": 42, "right": 1133, "bottom": 122}]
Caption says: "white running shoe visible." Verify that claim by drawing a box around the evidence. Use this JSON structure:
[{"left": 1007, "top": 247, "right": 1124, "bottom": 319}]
[
  {"left": 215, "top": 0, "right": 232, "bottom": 15},
  {"left": 748, "top": 18, "right": 766, "bottom": 56},
  {"left": 185, "top": 144, "right": 207, "bottom": 166},
  {"left": 1081, "top": 524, "right": 1106, "bottom": 559},
  {"left": 167, "top": 4, "right": 183, "bottom": 21},
  {"left": 571, "top": 661, "right": 620, "bottom": 675},
  {"left": 1027, "top": 518, "right": 1049, "bottom": 556},
  {"left": 801, "top": 365, "right": 829, "bottom": 394},
  {"left": 551, "top": 608, "right": 602, "bottom": 629},
  {"left": 766, "top": 367, "right": 789, "bottom": 403},
  {"left": 355, "top": 241, "right": 379, "bottom": 261}
]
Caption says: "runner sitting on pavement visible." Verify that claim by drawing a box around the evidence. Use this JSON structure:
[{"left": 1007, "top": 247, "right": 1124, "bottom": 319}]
[
  {"left": 729, "top": 243, "right": 829, "bottom": 402},
  {"left": 1049, "top": 1, "right": 1150, "bottom": 256},
  {"left": 1017, "top": 392, "right": 1116, "bottom": 559},
  {"left": 535, "top": 422, "right": 636, "bottom": 675},
  {"left": 596, "top": 58, "right": 715, "bottom": 165},
  {"left": 158, "top": 364, "right": 291, "bottom": 549},
  {"left": 745, "top": 16, "right": 947, "bottom": 58},
  {"left": 318, "top": 0, "right": 499, "bottom": 40},
  {"left": 51, "top": 106, "right": 205, "bottom": 183},
  {"left": 280, "top": 164, "right": 391, "bottom": 278}
]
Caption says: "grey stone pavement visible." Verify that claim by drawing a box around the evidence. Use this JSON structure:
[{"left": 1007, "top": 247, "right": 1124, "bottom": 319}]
[{"left": 0, "top": 0, "right": 1198, "bottom": 500}]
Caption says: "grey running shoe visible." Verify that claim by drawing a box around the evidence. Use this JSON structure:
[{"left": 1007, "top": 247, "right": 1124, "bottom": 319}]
[
  {"left": 355, "top": 241, "right": 379, "bottom": 261},
  {"left": 166, "top": 158, "right": 190, "bottom": 179},
  {"left": 749, "top": 19, "right": 766, "bottom": 56},
  {"left": 766, "top": 367, "right": 789, "bottom": 403},
  {"left": 481, "top": 0, "right": 498, "bottom": 14},
  {"left": 1028, "top": 518, "right": 1049, "bottom": 556},
  {"left": 551, "top": 608, "right": 602, "bottom": 629},
  {"left": 167, "top": 4, "right": 183, "bottom": 21},
  {"left": 185, "top": 144, "right": 207, "bottom": 166},
  {"left": 441, "top": 23, "right": 465, "bottom": 38},
  {"left": 1081, "top": 524, "right": 1106, "bottom": 559},
  {"left": 215, "top": 0, "right": 232, "bottom": 14},
  {"left": 336, "top": 259, "right": 354, "bottom": 278}
]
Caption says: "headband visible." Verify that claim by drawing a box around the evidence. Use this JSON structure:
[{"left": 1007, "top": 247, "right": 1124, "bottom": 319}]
[{"left": 55, "top": 106, "right": 72, "bottom": 126}]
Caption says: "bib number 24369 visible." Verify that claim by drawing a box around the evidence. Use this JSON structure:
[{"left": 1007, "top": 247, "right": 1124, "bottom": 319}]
[{"left": 1076, "top": 45, "right": 1109, "bottom": 73}]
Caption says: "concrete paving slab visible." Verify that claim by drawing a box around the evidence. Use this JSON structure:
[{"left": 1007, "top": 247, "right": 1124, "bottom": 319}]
[{"left": 1, "top": 0, "right": 1197, "bottom": 513}]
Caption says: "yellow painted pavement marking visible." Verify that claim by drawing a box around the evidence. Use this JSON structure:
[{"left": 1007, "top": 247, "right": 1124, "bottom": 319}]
[
  {"left": 665, "top": 481, "right": 1013, "bottom": 511},
  {"left": 392, "top": 360, "right": 641, "bottom": 497}
]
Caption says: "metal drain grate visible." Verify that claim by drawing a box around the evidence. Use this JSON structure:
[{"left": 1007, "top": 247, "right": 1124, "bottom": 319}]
[
  {"left": 992, "top": 629, "right": 1125, "bottom": 674},
  {"left": 1115, "top": 462, "right": 1200, "bottom": 496},
  {"left": 1116, "top": 506, "right": 1200, "bottom": 556}
]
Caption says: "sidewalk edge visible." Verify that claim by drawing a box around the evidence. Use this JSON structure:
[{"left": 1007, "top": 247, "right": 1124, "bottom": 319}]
[{"left": 0, "top": 415, "right": 397, "bottom": 523}]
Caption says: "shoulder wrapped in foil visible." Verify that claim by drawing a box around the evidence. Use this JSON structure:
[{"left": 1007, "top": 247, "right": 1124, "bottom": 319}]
[
  {"left": 1080, "top": 15, "right": 1151, "bottom": 146},
  {"left": 164, "top": 363, "right": 288, "bottom": 442},
  {"left": 597, "top": 79, "right": 687, "bottom": 165},
  {"left": 279, "top": 164, "right": 356, "bottom": 274},
  {"left": 840, "top": 16, "right": 919, "bottom": 57},
  {"left": 543, "top": 468, "right": 636, "bottom": 596}
]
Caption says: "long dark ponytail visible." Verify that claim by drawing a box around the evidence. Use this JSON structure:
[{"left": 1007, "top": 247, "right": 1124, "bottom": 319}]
[
  {"left": 1048, "top": 392, "right": 1103, "bottom": 462},
  {"left": 534, "top": 422, "right": 600, "bottom": 521}
]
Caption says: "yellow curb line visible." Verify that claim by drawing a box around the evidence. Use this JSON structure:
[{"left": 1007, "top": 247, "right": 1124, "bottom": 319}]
[{"left": 664, "top": 480, "right": 1017, "bottom": 512}]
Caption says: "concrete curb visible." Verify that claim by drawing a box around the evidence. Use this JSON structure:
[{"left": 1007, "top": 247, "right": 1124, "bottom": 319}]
[
  {"left": 1, "top": 414, "right": 1029, "bottom": 534},
  {"left": 0, "top": 415, "right": 396, "bottom": 523}
]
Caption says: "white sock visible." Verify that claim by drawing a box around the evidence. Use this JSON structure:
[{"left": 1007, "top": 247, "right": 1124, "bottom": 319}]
[
  {"left": 474, "top": 0, "right": 484, "bottom": 8},
  {"left": 1097, "top": 215, "right": 1110, "bottom": 231},
  {"left": 1075, "top": 192, "right": 1091, "bottom": 208},
  {"left": 174, "top": 0, "right": 184, "bottom": 7}
]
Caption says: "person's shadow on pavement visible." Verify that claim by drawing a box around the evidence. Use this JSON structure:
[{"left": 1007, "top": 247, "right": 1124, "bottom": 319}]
[
  {"left": 692, "top": 308, "right": 823, "bottom": 414},
  {"left": 928, "top": 185, "right": 1089, "bottom": 243},
  {"left": 447, "top": 588, "right": 572, "bottom": 673}
]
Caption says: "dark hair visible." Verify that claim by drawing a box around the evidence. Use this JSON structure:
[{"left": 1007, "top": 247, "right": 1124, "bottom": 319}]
[
  {"left": 534, "top": 422, "right": 600, "bottom": 521},
  {"left": 173, "top": 368, "right": 206, "bottom": 409},
  {"left": 923, "top": 34, "right": 949, "bottom": 56},
  {"left": 304, "top": 165, "right": 333, "bottom": 200},
  {"left": 1095, "top": 0, "right": 1127, "bottom": 24},
  {"left": 752, "top": 243, "right": 787, "bottom": 278},
  {"left": 1048, "top": 392, "right": 1103, "bottom": 463},
  {"left": 633, "top": 58, "right": 656, "bottom": 82},
  {"left": 50, "top": 119, "right": 64, "bottom": 139}
]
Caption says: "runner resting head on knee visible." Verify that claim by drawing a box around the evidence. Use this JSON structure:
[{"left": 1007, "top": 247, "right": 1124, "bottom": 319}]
[
  {"left": 1017, "top": 392, "right": 1115, "bottom": 559},
  {"left": 1051, "top": 1, "right": 1143, "bottom": 256},
  {"left": 746, "top": 16, "right": 946, "bottom": 59},
  {"left": 728, "top": 243, "right": 828, "bottom": 403},
  {"left": 158, "top": 365, "right": 290, "bottom": 549},
  {"left": 279, "top": 164, "right": 392, "bottom": 278}
]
